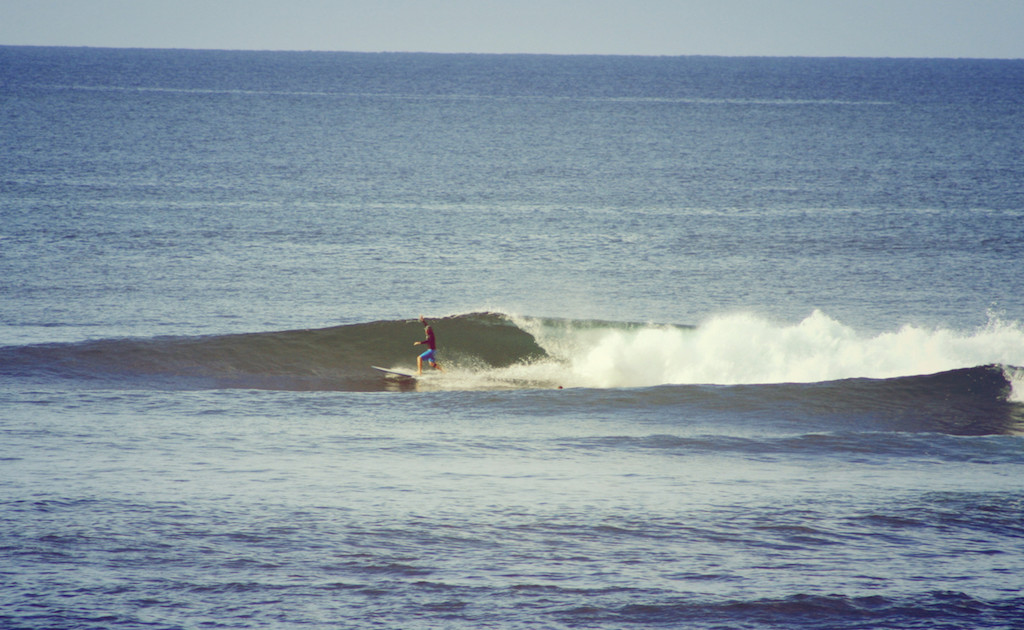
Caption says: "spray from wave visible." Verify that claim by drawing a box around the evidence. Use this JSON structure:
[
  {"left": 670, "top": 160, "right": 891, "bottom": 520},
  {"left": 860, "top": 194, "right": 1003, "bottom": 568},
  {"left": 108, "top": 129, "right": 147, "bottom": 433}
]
[{"left": 512, "top": 310, "right": 1024, "bottom": 395}]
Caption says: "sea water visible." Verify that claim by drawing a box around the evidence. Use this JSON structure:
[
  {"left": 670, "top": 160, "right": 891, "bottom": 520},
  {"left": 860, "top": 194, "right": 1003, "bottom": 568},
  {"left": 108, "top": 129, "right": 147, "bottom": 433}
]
[{"left": 1, "top": 47, "right": 1024, "bottom": 629}]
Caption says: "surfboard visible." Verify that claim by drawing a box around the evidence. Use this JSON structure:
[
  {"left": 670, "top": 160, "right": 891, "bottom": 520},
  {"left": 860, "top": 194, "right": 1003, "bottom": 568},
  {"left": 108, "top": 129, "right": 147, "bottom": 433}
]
[{"left": 371, "top": 366, "right": 417, "bottom": 379}]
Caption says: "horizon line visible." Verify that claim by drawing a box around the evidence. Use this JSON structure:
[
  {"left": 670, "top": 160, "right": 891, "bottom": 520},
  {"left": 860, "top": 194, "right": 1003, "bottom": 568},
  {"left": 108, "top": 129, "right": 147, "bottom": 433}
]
[{"left": 3, "top": 43, "right": 1022, "bottom": 62}]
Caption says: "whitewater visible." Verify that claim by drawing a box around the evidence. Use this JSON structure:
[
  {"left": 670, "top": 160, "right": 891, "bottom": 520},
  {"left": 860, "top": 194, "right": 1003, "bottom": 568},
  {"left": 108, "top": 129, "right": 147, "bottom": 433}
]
[{"left": 513, "top": 311, "right": 1024, "bottom": 394}]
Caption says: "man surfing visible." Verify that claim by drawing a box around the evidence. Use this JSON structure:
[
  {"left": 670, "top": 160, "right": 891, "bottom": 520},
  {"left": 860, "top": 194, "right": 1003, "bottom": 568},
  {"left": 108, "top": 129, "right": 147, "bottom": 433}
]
[{"left": 414, "top": 315, "right": 444, "bottom": 375}]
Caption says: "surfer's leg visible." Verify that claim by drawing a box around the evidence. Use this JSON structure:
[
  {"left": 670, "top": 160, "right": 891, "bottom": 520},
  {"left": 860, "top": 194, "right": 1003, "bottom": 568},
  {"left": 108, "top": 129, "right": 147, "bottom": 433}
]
[{"left": 418, "top": 349, "right": 436, "bottom": 375}]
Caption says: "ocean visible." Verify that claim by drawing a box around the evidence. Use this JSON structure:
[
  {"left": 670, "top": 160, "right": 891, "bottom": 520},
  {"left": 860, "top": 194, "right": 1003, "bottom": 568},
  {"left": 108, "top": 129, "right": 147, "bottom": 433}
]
[{"left": 1, "top": 46, "right": 1023, "bottom": 629}]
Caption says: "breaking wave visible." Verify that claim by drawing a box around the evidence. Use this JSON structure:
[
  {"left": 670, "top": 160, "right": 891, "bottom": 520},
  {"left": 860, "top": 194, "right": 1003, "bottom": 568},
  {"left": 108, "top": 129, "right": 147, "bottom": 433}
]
[{"left": 1, "top": 310, "right": 1022, "bottom": 434}]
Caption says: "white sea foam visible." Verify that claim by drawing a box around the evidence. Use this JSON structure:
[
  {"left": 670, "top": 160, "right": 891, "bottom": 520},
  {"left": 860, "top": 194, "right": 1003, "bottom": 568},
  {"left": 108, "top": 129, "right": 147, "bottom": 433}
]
[{"left": 512, "top": 310, "right": 1024, "bottom": 392}]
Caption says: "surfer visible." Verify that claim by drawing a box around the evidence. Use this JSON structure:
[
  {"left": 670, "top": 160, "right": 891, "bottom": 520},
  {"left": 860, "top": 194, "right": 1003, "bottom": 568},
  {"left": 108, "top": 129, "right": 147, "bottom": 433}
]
[{"left": 414, "top": 315, "right": 444, "bottom": 375}]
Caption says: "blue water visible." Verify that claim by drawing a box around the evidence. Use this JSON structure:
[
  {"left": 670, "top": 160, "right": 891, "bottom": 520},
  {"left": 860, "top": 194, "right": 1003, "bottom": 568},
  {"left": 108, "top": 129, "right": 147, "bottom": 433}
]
[{"left": 2, "top": 47, "right": 1024, "bottom": 629}]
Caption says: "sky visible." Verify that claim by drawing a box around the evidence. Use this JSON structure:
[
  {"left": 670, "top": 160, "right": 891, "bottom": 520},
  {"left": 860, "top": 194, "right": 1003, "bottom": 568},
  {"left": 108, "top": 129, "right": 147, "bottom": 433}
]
[{"left": 1, "top": 0, "right": 1023, "bottom": 59}]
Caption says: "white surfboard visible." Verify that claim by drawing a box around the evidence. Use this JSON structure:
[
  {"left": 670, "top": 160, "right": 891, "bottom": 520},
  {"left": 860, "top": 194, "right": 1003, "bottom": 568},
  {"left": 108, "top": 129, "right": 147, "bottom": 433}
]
[{"left": 371, "top": 366, "right": 417, "bottom": 379}]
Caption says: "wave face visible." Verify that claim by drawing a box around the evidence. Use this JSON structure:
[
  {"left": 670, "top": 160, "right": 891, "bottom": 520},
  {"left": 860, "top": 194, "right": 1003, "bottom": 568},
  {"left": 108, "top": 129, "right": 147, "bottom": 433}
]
[
  {"left": 0, "top": 312, "right": 544, "bottom": 391},
  {"left": 2, "top": 311, "right": 1022, "bottom": 434}
]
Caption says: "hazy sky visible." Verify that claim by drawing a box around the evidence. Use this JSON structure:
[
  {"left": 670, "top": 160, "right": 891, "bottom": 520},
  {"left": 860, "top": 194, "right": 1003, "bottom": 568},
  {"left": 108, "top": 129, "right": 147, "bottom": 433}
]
[{"left": 2, "top": 0, "right": 1023, "bottom": 59}]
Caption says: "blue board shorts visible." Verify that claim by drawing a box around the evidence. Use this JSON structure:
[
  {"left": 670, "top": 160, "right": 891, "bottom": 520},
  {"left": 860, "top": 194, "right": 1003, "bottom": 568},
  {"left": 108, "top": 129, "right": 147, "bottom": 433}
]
[{"left": 419, "top": 349, "right": 437, "bottom": 363}]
